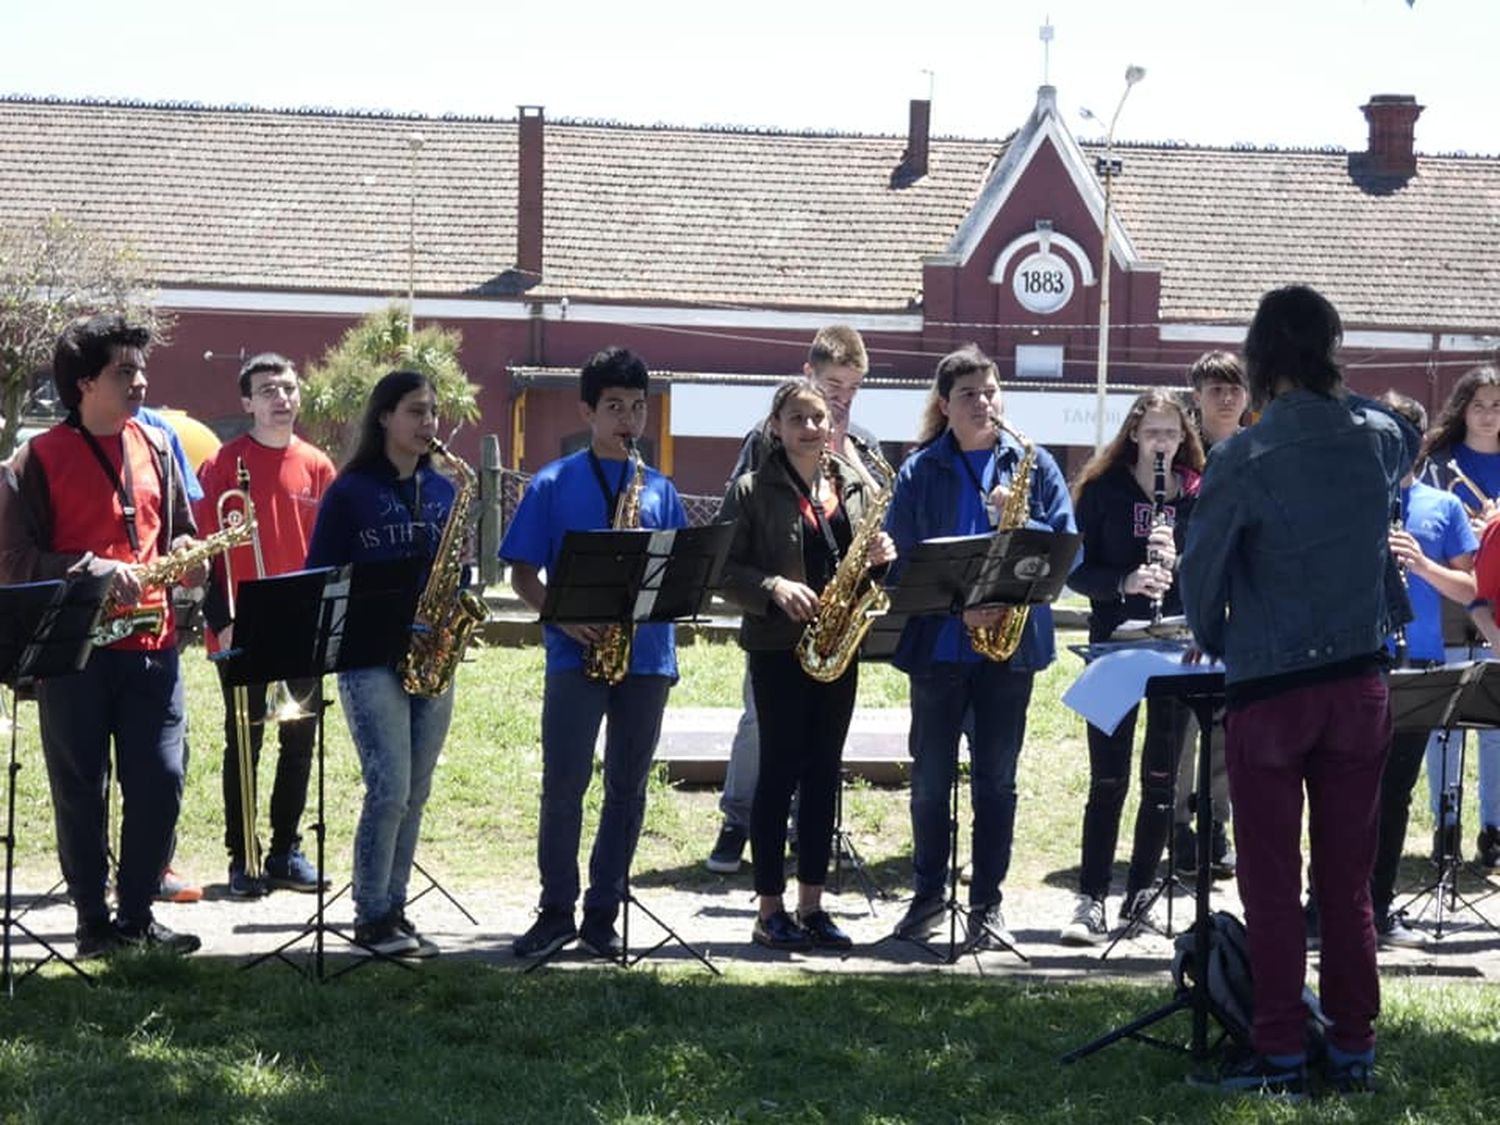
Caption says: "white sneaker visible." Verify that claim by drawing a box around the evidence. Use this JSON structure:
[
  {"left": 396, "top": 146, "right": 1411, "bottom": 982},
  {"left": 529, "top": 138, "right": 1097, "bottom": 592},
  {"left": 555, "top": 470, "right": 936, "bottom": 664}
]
[{"left": 1059, "top": 894, "right": 1108, "bottom": 946}]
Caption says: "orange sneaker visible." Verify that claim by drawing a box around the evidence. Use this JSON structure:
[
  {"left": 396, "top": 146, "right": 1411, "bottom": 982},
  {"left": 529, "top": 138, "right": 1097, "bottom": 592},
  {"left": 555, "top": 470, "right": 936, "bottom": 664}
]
[{"left": 155, "top": 868, "right": 203, "bottom": 904}]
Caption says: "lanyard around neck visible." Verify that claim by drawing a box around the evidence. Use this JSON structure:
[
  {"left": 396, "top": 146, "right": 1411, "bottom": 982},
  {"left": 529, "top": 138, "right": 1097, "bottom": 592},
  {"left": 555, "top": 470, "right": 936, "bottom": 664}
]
[
  {"left": 70, "top": 418, "right": 141, "bottom": 555},
  {"left": 781, "top": 446, "right": 841, "bottom": 562}
]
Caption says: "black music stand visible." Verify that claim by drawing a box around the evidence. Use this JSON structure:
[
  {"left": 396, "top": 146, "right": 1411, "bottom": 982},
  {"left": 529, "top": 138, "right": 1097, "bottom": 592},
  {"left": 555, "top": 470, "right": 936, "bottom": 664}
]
[
  {"left": 532, "top": 523, "right": 732, "bottom": 975},
  {"left": 1, "top": 575, "right": 109, "bottom": 994},
  {"left": 828, "top": 768, "right": 891, "bottom": 911},
  {"left": 229, "top": 561, "right": 424, "bottom": 980},
  {"left": 1389, "top": 662, "right": 1500, "bottom": 938},
  {"left": 882, "top": 528, "right": 1080, "bottom": 966},
  {"left": 1063, "top": 669, "right": 1238, "bottom": 1067}
]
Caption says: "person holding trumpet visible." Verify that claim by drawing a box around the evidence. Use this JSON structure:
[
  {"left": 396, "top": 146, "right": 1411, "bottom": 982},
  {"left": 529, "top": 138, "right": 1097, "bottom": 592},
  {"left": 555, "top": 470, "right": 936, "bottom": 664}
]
[
  {"left": 197, "top": 353, "right": 335, "bottom": 897},
  {"left": 1416, "top": 364, "right": 1500, "bottom": 868}
]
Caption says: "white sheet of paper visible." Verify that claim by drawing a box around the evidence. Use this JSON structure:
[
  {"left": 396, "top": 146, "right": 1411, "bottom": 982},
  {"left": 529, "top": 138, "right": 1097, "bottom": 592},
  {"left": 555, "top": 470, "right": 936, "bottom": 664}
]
[{"left": 1062, "top": 647, "right": 1224, "bottom": 735}]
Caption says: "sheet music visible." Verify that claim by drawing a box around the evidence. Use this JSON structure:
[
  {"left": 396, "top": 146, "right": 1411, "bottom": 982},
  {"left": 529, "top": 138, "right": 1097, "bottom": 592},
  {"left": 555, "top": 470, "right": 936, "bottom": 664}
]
[
  {"left": 632, "top": 529, "right": 677, "bottom": 621},
  {"left": 1063, "top": 646, "right": 1223, "bottom": 735}
]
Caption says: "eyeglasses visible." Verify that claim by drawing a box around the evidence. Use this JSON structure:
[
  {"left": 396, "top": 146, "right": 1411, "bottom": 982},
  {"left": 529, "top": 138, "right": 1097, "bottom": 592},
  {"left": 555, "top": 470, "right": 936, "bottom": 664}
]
[{"left": 253, "top": 383, "right": 300, "bottom": 400}]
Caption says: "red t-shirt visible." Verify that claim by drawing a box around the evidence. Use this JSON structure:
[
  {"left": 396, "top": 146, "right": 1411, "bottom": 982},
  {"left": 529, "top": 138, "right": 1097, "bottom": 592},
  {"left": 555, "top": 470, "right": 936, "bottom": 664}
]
[
  {"left": 28, "top": 419, "right": 173, "bottom": 651},
  {"left": 195, "top": 433, "right": 336, "bottom": 654},
  {"left": 1476, "top": 519, "right": 1500, "bottom": 608}
]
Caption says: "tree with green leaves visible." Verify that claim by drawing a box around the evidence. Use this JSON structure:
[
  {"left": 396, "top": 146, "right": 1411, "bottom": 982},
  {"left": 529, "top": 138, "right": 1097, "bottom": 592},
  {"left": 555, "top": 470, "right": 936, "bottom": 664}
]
[
  {"left": 300, "top": 304, "right": 480, "bottom": 455},
  {"left": 0, "top": 214, "right": 171, "bottom": 458}
]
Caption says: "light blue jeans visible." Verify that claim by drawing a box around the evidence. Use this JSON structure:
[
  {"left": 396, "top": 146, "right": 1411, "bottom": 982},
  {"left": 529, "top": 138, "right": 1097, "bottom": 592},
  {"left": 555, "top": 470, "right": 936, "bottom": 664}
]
[
  {"left": 1425, "top": 647, "right": 1500, "bottom": 830},
  {"left": 338, "top": 665, "right": 455, "bottom": 927}
]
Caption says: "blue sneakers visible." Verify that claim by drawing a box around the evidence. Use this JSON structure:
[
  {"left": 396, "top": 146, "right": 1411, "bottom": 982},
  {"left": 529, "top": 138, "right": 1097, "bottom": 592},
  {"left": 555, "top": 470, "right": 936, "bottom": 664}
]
[
  {"left": 1191, "top": 1051, "right": 1306, "bottom": 1101},
  {"left": 265, "top": 848, "right": 325, "bottom": 893}
]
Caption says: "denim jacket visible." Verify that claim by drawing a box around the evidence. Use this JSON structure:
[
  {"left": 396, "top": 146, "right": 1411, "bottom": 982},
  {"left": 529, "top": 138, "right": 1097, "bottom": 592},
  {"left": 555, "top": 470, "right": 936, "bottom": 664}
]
[
  {"left": 1180, "top": 389, "right": 1414, "bottom": 686},
  {"left": 883, "top": 428, "right": 1076, "bottom": 674}
]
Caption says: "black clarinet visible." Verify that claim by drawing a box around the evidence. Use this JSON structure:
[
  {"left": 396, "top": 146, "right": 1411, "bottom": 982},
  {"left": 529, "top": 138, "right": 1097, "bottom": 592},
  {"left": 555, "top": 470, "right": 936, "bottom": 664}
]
[{"left": 1148, "top": 451, "right": 1168, "bottom": 626}]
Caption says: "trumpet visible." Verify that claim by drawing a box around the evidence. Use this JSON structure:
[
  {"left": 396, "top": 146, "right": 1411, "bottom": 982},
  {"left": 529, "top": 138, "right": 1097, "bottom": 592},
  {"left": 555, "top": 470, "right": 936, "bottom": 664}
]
[{"left": 1446, "top": 459, "right": 1495, "bottom": 521}]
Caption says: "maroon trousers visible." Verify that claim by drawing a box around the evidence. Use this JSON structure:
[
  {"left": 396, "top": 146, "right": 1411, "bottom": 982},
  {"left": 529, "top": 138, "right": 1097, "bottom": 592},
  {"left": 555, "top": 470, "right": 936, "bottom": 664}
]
[{"left": 1225, "top": 671, "right": 1390, "bottom": 1057}]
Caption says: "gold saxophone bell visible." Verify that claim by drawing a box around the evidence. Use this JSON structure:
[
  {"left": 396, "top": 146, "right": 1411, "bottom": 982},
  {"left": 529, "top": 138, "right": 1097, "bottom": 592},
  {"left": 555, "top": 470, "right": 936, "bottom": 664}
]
[
  {"left": 968, "top": 416, "right": 1036, "bottom": 663},
  {"left": 583, "top": 439, "right": 644, "bottom": 685}
]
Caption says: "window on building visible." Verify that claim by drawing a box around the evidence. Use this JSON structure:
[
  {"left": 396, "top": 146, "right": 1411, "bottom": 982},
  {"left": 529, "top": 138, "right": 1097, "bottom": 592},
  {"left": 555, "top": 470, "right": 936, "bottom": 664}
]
[{"left": 1015, "top": 345, "right": 1064, "bottom": 380}]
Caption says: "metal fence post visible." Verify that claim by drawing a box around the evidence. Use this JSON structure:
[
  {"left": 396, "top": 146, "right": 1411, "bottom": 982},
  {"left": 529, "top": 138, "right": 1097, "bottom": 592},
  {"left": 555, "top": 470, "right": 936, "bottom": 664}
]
[{"left": 479, "top": 434, "right": 502, "bottom": 586}]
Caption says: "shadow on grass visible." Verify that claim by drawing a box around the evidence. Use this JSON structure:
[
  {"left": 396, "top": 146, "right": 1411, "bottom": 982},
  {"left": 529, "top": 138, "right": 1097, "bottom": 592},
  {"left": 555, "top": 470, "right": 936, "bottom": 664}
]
[{"left": 3, "top": 958, "right": 1499, "bottom": 1123}]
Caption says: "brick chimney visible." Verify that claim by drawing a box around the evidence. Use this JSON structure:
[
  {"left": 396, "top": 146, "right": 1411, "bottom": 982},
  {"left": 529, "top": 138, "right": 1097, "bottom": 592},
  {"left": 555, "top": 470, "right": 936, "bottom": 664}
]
[
  {"left": 1361, "top": 95, "right": 1423, "bottom": 178},
  {"left": 517, "top": 105, "right": 544, "bottom": 278},
  {"left": 890, "top": 99, "right": 930, "bottom": 188}
]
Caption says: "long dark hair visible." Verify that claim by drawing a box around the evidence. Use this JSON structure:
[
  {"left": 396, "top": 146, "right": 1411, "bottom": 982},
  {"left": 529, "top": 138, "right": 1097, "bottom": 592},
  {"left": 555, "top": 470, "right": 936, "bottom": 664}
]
[
  {"left": 1419, "top": 364, "right": 1500, "bottom": 463},
  {"left": 343, "top": 369, "right": 437, "bottom": 476},
  {"left": 1243, "top": 285, "right": 1343, "bottom": 407},
  {"left": 915, "top": 345, "right": 999, "bottom": 448},
  {"left": 1070, "top": 388, "right": 1205, "bottom": 503}
]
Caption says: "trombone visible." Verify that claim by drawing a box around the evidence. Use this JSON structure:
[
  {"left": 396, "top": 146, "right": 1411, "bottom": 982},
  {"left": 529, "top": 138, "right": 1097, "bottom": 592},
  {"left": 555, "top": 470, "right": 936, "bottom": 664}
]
[
  {"left": 1447, "top": 459, "right": 1495, "bottom": 521},
  {"left": 217, "top": 459, "right": 262, "bottom": 881}
]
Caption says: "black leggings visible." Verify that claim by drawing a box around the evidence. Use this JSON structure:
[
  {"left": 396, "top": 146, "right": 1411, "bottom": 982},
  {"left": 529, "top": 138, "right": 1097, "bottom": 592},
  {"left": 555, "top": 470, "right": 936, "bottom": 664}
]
[
  {"left": 746, "top": 649, "right": 857, "bottom": 897},
  {"left": 1078, "top": 697, "right": 1189, "bottom": 900}
]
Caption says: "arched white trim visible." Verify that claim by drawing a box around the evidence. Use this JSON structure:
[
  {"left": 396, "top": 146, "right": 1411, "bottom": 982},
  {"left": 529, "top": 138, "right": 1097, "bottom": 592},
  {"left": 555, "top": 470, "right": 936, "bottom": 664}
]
[{"left": 990, "top": 229, "right": 1097, "bottom": 287}]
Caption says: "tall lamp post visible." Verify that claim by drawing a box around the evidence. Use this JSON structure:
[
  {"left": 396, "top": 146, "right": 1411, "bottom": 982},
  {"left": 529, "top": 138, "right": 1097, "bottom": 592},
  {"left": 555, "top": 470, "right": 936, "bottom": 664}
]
[
  {"left": 407, "top": 132, "right": 425, "bottom": 336},
  {"left": 1084, "top": 65, "right": 1145, "bottom": 452}
]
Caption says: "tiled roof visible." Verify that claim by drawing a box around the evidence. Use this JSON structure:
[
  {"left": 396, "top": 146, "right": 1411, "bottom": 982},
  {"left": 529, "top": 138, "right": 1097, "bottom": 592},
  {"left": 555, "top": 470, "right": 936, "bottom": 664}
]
[{"left": 2, "top": 97, "right": 1497, "bottom": 329}]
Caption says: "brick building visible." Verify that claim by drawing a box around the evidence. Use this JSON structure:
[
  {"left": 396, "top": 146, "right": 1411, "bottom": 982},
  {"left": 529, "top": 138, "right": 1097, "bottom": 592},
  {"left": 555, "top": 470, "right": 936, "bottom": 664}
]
[{"left": 2, "top": 88, "right": 1495, "bottom": 493}]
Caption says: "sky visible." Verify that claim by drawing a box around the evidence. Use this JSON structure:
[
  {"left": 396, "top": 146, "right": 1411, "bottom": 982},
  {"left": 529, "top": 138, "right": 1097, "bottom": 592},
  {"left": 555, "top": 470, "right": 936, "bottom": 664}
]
[{"left": 5, "top": 0, "right": 1496, "bottom": 154}]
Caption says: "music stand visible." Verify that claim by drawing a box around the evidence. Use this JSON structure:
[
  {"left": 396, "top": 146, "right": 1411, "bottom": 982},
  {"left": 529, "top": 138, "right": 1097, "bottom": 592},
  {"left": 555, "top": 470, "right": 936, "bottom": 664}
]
[
  {"left": 1, "top": 575, "right": 110, "bottom": 994},
  {"left": 533, "top": 523, "right": 732, "bottom": 975},
  {"left": 1389, "top": 662, "right": 1500, "bottom": 938},
  {"left": 882, "top": 528, "right": 1080, "bottom": 966},
  {"left": 827, "top": 768, "right": 891, "bottom": 911},
  {"left": 230, "top": 561, "right": 423, "bottom": 980},
  {"left": 1063, "top": 670, "right": 1238, "bottom": 1067}
]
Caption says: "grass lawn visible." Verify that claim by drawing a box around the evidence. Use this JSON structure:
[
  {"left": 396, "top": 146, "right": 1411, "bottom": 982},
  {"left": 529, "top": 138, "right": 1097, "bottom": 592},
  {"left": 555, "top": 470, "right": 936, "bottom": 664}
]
[{"left": 3, "top": 640, "right": 1498, "bottom": 1122}]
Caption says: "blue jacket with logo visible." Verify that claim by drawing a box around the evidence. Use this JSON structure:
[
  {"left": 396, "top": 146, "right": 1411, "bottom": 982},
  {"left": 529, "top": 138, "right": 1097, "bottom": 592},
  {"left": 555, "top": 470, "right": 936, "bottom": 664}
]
[
  {"left": 884, "top": 427, "right": 1076, "bottom": 674},
  {"left": 1180, "top": 389, "right": 1413, "bottom": 686}
]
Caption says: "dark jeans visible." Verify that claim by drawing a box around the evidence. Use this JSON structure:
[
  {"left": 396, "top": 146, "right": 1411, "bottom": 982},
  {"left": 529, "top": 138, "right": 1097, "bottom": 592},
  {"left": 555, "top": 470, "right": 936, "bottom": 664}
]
[
  {"left": 1227, "top": 672, "right": 1389, "bottom": 1058},
  {"left": 747, "top": 649, "right": 856, "bottom": 897},
  {"left": 1079, "top": 698, "right": 1189, "bottom": 901},
  {"left": 1370, "top": 727, "right": 1429, "bottom": 913},
  {"left": 908, "top": 661, "right": 1033, "bottom": 906},
  {"left": 36, "top": 646, "right": 186, "bottom": 928},
  {"left": 217, "top": 667, "right": 319, "bottom": 863},
  {"left": 538, "top": 670, "right": 672, "bottom": 918}
]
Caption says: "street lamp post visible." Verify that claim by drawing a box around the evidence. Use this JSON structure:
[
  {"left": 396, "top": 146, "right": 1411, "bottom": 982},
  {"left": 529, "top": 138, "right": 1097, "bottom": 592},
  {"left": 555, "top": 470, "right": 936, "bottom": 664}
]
[
  {"left": 1087, "top": 65, "right": 1145, "bottom": 452},
  {"left": 407, "top": 132, "right": 425, "bottom": 336}
]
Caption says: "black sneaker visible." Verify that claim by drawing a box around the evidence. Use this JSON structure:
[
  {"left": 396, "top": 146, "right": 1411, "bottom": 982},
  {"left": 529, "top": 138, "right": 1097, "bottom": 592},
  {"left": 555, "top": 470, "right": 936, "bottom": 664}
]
[
  {"left": 752, "top": 909, "right": 811, "bottom": 949},
  {"left": 797, "top": 908, "right": 853, "bottom": 951},
  {"left": 394, "top": 914, "right": 440, "bottom": 958},
  {"left": 74, "top": 918, "right": 121, "bottom": 960},
  {"left": 1059, "top": 894, "right": 1108, "bottom": 946},
  {"left": 1173, "top": 822, "right": 1197, "bottom": 876},
  {"left": 264, "top": 848, "right": 325, "bottom": 893},
  {"left": 113, "top": 918, "right": 202, "bottom": 955},
  {"left": 512, "top": 908, "right": 576, "bottom": 959},
  {"left": 1375, "top": 908, "right": 1424, "bottom": 949},
  {"left": 1118, "top": 886, "right": 1163, "bottom": 939},
  {"left": 353, "top": 915, "right": 420, "bottom": 957},
  {"left": 1477, "top": 825, "right": 1500, "bottom": 869},
  {"left": 1210, "top": 821, "right": 1237, "bottom": 879},
  {"left": 705, "top": 824, "right": 747, "bottom": 874},
  {"left": 1323, "top": 1052, "right": 1377, "bottom": 1095},
  {"left": 1190, "top": 1050, "right": 1306, "bottom": 1101},
  {"left": 579, "top": 909, "right": 622, "bottom": 959},
  {"left": 965, "top": 901, "right": 1015, "bottom": 952},
  {"left": 893, "top": 894, "right": 945, "bottom": 941}
]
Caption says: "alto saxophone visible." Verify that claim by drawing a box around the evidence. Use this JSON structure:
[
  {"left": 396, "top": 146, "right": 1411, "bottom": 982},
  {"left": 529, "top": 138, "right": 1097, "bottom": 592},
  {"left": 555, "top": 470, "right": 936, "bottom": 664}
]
[
  {"left": 92, "top": 519, "right": 256, "bottom": 646},
  {"left": 398, "top": 438, "right": 489, "bottom": 697},
  {"left": 968, "top": 418, "right": 1037, "bottom": 663},
  {"left": 583, "top": 441, "right": 645, "bottom": 685},
  {"left": 795, "top": 443, "right": 896, "bottom": 683}
]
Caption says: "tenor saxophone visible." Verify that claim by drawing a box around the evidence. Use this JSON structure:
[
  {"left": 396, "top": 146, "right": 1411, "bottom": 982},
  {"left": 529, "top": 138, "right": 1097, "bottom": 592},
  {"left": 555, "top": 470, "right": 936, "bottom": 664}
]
[
  {"left": 968, "top": 418, "right": 1036, "bottom": 663},
  {"left": 398, "top": 438, "right": 489, "bottom": 697},
  {"left": 583, "top": 441, "right": 645, "bottom": 685},
  {"left": 795, "top": 444, "right": 896, "bottom": 683}
]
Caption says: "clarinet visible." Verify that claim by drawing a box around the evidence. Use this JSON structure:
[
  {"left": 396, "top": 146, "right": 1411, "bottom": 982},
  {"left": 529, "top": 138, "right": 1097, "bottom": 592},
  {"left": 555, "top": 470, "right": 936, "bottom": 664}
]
[
  {"left": 1148, "top": 451, "right": 1168, "bottom": 626},
  {"left": 1391, "top": 497, "right": 1409, "bottom": 669}
]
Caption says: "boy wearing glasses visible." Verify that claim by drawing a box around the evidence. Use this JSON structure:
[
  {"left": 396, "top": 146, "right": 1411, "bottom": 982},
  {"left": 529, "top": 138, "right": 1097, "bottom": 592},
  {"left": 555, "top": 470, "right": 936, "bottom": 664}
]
[
  {"left": 502, "top": 347, "right": 687, "bottom": 960},
  {"left": 196, "top": 353, "right": 335, "bottom": 897}
]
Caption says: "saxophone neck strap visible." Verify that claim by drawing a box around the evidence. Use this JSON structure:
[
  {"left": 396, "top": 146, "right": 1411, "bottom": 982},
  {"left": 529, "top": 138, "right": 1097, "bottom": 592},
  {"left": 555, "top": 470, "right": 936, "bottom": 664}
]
[
  {"left": 950, "top": 431, "right": 1000, "bottom": 528},
  {"left": 780, "top": 447, "right": 842, "bottom": 563},
  {"left": 69, "top": 415, "right": 143, "bottom": 557},
  {"left": 587, "top": 448, "right": 632, "bottom": 524}
]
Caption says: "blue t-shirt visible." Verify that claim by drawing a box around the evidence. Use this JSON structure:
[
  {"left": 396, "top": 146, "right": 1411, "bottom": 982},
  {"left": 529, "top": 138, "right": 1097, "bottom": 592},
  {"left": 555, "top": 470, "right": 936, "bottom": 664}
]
[
  {"left": 499, "top": 449, "right": 687, "bottom": 677},
  {"left": 1395, "top": 481, "right": 1477, "bottom": 662},
  {"left": 931, "top": 447, "right": 999, "bottom": 664},
  {"left": 137, "top": 405, "right": 204, "bottom": 502},
  {"left": 1448, "top": 445, "right": 1500, "bottom": 516}
]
